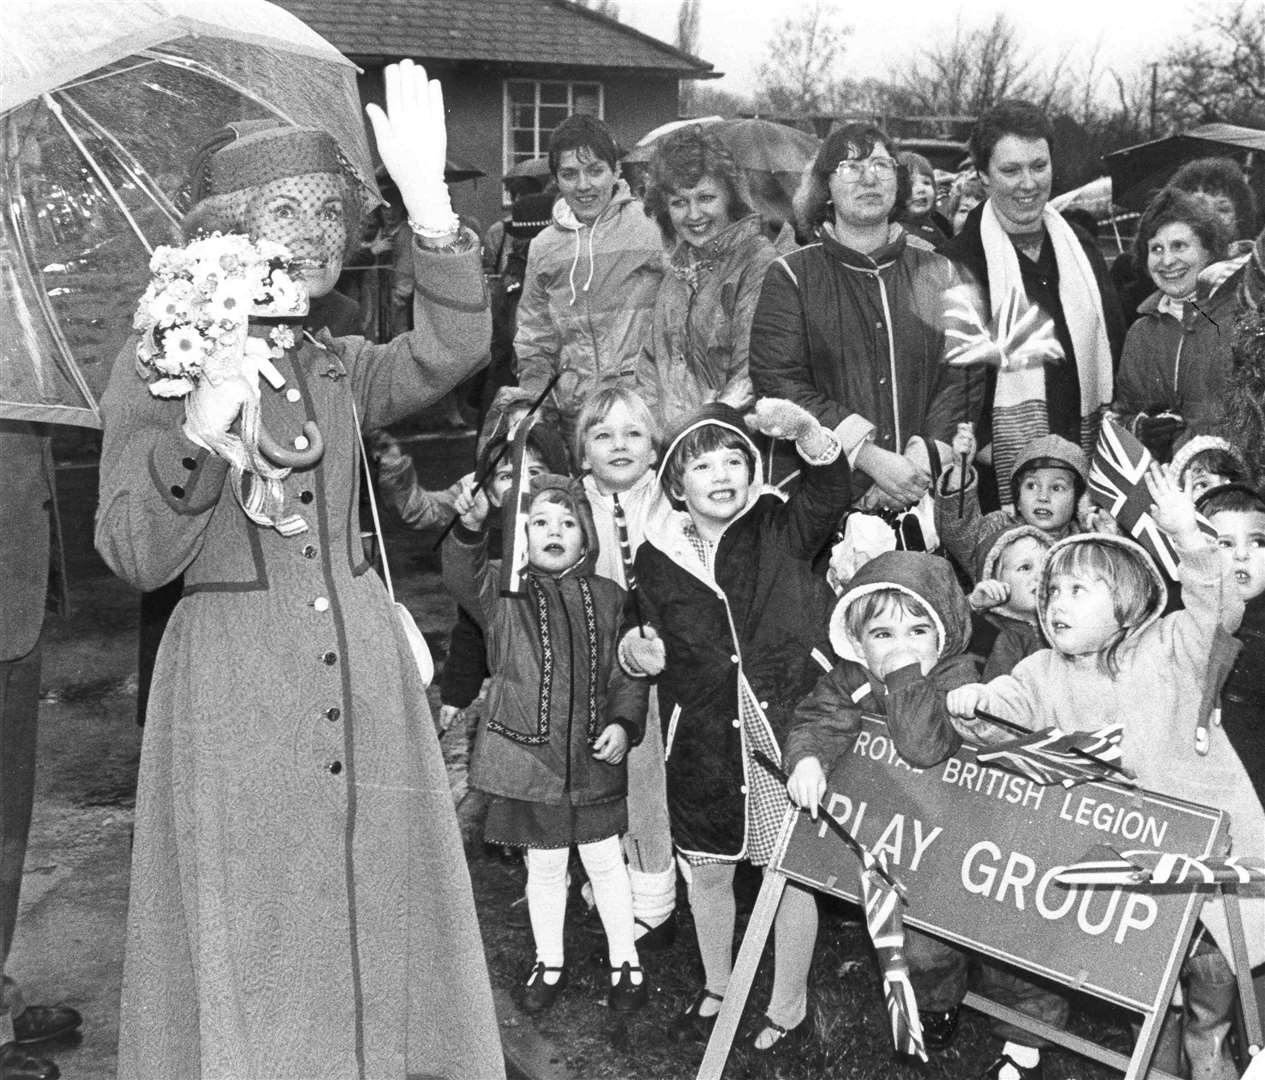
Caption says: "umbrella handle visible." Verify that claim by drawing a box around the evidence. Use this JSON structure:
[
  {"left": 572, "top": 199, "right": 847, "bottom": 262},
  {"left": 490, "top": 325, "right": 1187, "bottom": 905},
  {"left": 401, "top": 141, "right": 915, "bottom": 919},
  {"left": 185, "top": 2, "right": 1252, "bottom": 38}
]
[{"left": 257, "top": 419, "right": 324, "bottom": 469}]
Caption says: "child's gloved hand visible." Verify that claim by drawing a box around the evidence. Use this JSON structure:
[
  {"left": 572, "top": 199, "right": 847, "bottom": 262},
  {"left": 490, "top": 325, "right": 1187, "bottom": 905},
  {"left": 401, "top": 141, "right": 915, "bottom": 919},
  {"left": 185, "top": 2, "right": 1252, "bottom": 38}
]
[
  {"left": 969, "top": 579, "right": 1010, "bottom": 611},
  {"left": 591, "top": 723, "right": 628, "bottom": 765},
  {"left": 787, "top": 757, "right": 827, "bottom": 819},
  {"left": 1132, "top": 410, "right": 1186, "bottom": 460},
  {"left": 619, "top": 626, "right": 666, "bottom": 677},
  {"left": 452, "top": 472, "right": 489, "bottom": 530},
  {"left": 746, "top": 397, "right": 817, "bottom": 440},
  {"left": 946, "top": 684, "right": 987, "bottom": 721},
  {"left": 951, "top": 422, "right": 977, "bottom": 462}
]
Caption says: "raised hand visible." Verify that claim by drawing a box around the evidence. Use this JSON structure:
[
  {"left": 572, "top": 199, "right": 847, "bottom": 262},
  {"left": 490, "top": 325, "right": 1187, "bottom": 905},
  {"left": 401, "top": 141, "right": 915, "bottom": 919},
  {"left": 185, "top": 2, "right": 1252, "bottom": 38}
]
[
  {"left": 453, "top": 472, "right": 489, "bottom": 530},
  {"left": 1144, "top": 461, "right": 1200, "bottom": 545},
  {"left": 365, "top": 60, "right": 456, "bottom": 236},
  {"left": 969, "top": 579, "right": 1010, "bottom": 611}
]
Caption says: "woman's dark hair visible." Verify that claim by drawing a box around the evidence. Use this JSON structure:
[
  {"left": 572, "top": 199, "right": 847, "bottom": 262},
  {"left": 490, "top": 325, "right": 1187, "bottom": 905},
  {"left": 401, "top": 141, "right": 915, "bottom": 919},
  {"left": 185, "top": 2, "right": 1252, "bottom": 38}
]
[
  {"left": 1170, "top": 156, "right": 1257, "bottom": 239},
  {"left": 642, "top": 125, "right": 754, "bottom": 244},
  {"left": 1133, "top": 186, "right": 1229, "bottom": 269},
  {"left": 969, "top": 99, "right": 1053, "bottom": 175},
  {"left": 661, "top": 425, "right": 755, "bottom": 505},
  {"left": 548, "top": 114, "right": 620, "bottom": 175},
  {"left": 794, "top": 123, "right": 909, "bottom": 235}
]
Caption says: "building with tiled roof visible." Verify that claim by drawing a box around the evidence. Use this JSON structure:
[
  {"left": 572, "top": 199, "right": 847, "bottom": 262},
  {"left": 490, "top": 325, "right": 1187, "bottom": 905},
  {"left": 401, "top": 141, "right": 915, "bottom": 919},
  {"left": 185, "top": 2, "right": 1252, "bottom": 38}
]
[{"left": 276, "top": 0, "right": 716, "bottom": 278}]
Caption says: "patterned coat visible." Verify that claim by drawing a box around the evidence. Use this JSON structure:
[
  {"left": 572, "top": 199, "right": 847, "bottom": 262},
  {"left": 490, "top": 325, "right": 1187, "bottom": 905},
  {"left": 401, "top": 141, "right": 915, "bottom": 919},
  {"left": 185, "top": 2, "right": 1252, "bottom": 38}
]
[{"left": 95, "top": 244, "right": 504, "bottom": 1080}]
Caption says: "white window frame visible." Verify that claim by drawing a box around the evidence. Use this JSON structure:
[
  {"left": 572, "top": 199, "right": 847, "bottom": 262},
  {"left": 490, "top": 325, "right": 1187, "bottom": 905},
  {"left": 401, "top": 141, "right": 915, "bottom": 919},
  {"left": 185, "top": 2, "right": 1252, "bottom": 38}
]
[{"left": 502, "top": 79, "right": 605, "bottom": 174}]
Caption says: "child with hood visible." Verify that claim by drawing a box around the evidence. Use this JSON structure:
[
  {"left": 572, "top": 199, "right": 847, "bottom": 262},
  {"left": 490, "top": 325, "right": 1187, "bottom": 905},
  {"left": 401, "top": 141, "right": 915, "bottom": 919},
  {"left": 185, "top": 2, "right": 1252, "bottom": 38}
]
[
  {"left": 937, "top": 429, "right": 1094, "bottom": 585},
  {"left": 949, "top": 463, "right": 1263, "bottom": 1080},
  {"left": 1170, "top": 434, "right": 1251, "bottom": 502},
  {"left": 967, "top": 525, "right": 1053, "bottom": 680},
  {"left": 442, "top": 472, "right": 648, "bottom": 1015},
  {"left": 619, "top": 399, "right": 850, "bottom": 1053}
]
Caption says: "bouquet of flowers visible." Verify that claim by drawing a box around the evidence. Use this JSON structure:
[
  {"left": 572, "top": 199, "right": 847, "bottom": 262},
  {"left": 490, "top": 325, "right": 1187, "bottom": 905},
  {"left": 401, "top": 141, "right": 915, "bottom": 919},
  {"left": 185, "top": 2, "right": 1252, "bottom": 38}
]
[{"left": 133, "top": 233, "right": 307, "bottom": 398}]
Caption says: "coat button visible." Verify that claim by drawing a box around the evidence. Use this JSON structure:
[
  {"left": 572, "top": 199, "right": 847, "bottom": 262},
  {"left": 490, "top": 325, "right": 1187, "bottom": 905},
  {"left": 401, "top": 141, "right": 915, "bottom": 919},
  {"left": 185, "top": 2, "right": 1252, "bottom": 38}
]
[
  {"left": 181, "top": 456, "right": 197, "bottom": 470},
  {"left": 321, "top": 651, "right": 337, "bottom": 665},
  {"left": 286, "top": 387, "right": 302, "bottom": 403},
  {"left": 731, "top": 718, "right": 741, "bottom": 728},
  {"left": 299, "top": 490, "right": 314, "bottom": 504},
  {"left": 313, "top": 597, "right": 330, "bottom": 612},
  {"left": 303, "top": 545, "right": 318, "bottom": 559},
  {"left": 740, "top": 784, "right": 748, "bottom": 795},
  {"left": 328, "top": 760, "right": 343, "bottom": 774},
  {"left": 759, "top": 701, "right": 769, "bottom": 710},
  {"left": 729, "top": 654, "right": 739, "bottom": 664},
  {"left": 325, "top": 706, "right": 341, "bottom": 721},
  {"left": 169, "top": 484, "right": 185, "bottom": 498}
]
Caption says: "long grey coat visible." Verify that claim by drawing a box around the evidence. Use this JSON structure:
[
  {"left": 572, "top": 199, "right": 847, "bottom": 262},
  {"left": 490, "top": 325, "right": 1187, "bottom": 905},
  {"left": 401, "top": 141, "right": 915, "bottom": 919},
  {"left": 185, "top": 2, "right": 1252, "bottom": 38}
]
[{"left": 95, "top": 244, "right": 504, "bottom": 1080}]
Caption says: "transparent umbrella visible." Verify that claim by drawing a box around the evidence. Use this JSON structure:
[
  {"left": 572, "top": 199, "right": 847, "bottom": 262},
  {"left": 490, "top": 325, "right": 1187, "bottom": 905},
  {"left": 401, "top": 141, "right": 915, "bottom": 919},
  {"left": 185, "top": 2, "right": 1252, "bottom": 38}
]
[{"left": 1, "top": 0, "right": 378, "bottom": 428}]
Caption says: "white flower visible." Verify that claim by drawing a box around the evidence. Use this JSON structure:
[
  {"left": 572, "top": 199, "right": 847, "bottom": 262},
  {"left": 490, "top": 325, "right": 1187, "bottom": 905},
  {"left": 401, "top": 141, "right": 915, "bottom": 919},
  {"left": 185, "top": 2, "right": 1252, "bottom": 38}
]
[
  {"left": 147, "top": 280, "right": 196, "bottom": 328},
  {"left": 157, "top": 325, "right": 205, "bottom": 374},
  {"left": 206, "top": 277, "right": 254, "bottom": 326}
]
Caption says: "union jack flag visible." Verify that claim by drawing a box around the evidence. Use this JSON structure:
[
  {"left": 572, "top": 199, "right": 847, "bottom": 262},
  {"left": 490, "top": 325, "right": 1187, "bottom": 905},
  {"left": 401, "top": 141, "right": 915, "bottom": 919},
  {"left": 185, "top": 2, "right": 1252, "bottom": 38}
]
[
  {"left": 498, "top": 416, "right": 538, "bottom": 597},
  {"left": 1054, "top": 844, "right": 1265, "bottom": 886},
  {"left": 943, "top": 283, "right": 1064, "bottom": 370},
  {"left": 977, "top": 723, "right": 1134, "bottom": 788},
  {"left": 859, "top": 850, "right": 927, "bottom": 1062},
  {"left": 1088, "top": 419, "right": 1215, "bottom": 582}
]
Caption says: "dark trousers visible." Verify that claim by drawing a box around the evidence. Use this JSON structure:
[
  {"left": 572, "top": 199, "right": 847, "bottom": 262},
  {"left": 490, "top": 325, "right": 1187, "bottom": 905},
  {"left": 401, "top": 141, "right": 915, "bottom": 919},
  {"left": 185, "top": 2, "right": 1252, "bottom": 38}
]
[{"left": 1, "top": 638, "right": 42, "bottom": 1010}]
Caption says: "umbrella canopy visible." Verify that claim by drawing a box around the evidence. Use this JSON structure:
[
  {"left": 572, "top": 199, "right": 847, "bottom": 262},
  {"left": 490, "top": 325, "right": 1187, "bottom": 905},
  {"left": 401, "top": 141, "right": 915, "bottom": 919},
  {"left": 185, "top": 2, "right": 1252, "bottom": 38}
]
[
  {"left": 623, "top": 116, "right": 820, "bottom": 232},
  {"left": 504, "top": 156, "right": 552, "bottom": 183},
  {"left": 1049, "top": 175, "right": 1114, "bottom": 217},
  {"left": 444, "top": 153, "right": 485, "bottom": 183},
  {"left": 1, "top": 0, "right": 377, "bottom": 428},
  {"left": 1103, "top": 123, "right": 1265, "bottom": 212}
]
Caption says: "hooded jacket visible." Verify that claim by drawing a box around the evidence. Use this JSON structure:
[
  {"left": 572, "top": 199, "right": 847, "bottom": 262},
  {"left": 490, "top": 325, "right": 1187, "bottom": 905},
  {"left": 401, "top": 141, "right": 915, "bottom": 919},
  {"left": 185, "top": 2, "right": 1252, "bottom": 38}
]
[
  {"left": 442, "top": 473, "right": 647, "bottom": 805},
  {"left": 638, "top": 214, "right": 779, "bottom": 430},
  {"left": 976, "top": 532, "right": 1263, "bottom": 969},
  {"left": 784, "top": 551, "right": 980, "bottom": 775},
  {"left": 1111, "top": 267, "right": 1243, "bottom": 444},
  {"left": 627, "top": 403, "right": 851, "bottom": 860},
  {"left": 967, "top": 524, "right": 1051, "bottom": 680},
  {"left": 513, "top": 182, "right": 664, "bottom": 436},
  {"left": 937, "top": 432, "right": 1088, "bottom": 584}
]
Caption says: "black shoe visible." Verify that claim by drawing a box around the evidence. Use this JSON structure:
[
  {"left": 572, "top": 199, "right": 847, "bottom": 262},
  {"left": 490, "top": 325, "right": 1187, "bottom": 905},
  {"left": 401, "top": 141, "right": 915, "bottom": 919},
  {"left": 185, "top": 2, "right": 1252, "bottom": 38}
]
[
  {"left": 0, "top": 1042, "right": 59, "bottom": 1080},
  {"left": 633, "top": 914, "right": 677, "bottom": 952},
  {"left": 921, "top": 1006, "right": 961, "bottom": 1052},
  {"left": 608, "top": 962, "right": 647, "bottom": 1012},
  {"left": 746, "top": 1013, "right": 808, "bottom": 1054},
  {"left": 668, "top": 988, "right": 724, "bottom": 1043},
  {"left": 12, "top": 1007, "right": 81, "bottom": 1047},
  {"left": 980, "top": 1053, "right": 1044, "bottom": 1079},
  {"left": 520, "top": 962, "right": 567, "bottom": 1014}
]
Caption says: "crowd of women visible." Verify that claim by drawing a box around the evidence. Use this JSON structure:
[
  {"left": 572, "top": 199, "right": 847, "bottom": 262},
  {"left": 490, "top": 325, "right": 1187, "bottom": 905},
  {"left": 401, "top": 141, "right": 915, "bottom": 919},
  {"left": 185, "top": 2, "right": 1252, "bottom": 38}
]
[{"left": 70, "top": 53, "right": 1265, "bottom": 1080}]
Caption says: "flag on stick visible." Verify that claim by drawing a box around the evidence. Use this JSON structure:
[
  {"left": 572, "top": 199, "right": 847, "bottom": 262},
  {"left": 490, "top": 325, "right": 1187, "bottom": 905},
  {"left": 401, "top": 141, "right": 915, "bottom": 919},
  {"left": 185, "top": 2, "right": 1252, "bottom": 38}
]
[
  {"left": 860, "top": 850, "right": 927, "bottom": 1062},
  {"left": 1054, "top": 844, "right": 1265, "bottom": 887},
  {"left": 977, "top": 722, "right": 1135, "bottom": 788},
  {"left": 498, "top": 416, "right": 538, "bottom": 597},
  {"left": 943, "top": 284, "right": 1064, "bottom": 371}
]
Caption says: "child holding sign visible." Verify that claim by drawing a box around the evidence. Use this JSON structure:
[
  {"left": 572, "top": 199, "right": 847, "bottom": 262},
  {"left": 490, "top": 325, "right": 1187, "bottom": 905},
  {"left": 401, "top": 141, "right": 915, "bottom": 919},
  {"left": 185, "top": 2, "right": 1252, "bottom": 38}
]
[{"left": 949, "top": 463, "right": 1264, "bottom": 1079}]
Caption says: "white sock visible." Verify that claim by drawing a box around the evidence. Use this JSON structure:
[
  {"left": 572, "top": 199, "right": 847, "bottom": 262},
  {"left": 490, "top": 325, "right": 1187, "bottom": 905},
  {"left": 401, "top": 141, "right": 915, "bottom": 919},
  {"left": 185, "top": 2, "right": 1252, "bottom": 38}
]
[
  {"left": 525, "top": 846, "right": 569, "bottom": 979},
  {"left": 999, "top": 1042, "right": 1040, "bottom": 1078},
  {"left": 578, "top": 837, "right": 642, "bottom": 985},
  {"left": 629, "top": 867, "right": 676, "bottom": 931}
]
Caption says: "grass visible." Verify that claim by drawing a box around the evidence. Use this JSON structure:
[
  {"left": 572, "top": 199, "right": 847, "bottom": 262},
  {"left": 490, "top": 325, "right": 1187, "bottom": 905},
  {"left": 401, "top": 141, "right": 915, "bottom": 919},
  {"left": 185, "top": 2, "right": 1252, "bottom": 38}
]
[{"left": 460, "top": 797, "right": 1137, "bottom": 1080}]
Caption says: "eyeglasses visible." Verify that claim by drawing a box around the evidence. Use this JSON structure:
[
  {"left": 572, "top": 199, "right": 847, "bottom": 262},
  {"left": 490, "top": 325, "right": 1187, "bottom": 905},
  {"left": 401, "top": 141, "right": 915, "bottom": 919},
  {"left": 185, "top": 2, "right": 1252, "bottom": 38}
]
[{"left": 834, "top": 157, "right": 898, "bottom": 182}]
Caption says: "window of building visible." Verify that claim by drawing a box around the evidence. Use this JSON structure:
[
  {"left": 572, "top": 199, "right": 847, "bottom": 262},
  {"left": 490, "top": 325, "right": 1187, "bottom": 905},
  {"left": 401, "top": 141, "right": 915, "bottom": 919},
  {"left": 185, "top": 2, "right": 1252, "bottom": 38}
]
[{"left": 504, "top": 80, "right": 604, "bottom": 171}]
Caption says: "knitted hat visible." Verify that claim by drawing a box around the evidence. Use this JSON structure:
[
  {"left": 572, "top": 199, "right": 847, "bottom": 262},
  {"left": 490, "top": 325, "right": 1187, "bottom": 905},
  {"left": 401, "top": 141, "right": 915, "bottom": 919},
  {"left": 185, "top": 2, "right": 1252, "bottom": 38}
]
[
  {"left": 1170, "top": 435, "right": 1248, "bottom": 485},
  {"left": 1011, "top": 433, "right": 1089, "bottom": 486},
  {"left": 506, "top": 192, "right": 555, "bottom": 239},
  {"left": 976, "top": 523, "right": 1054, "bottom": 583}
]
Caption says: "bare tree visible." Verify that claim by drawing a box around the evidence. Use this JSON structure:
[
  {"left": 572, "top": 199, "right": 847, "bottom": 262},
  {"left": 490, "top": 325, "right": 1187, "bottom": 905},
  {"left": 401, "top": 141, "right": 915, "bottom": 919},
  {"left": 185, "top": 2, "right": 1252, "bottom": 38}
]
[
  {"left": 1162, "top": 0, "right": 1265, "bottom": 127},
  {"left": 755, "top": 0, "right": 851, "bottom": 116}
]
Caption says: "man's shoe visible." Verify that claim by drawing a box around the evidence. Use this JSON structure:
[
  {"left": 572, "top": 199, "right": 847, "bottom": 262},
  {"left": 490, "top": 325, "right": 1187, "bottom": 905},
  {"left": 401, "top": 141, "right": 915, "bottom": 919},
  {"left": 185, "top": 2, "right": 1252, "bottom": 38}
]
[
  {"left": 0, "top": 1042, "right": 59, "bottom": 1080},
  {"left": 921, "top": 1006, "right": 961, "bottom": 1052},
  {"left": 520, "top": 962, "right": 567, "bottom": 1014},
  {"left": 633, "top": 914, "right": 676, "bottom": 952},
  {"left": 980, "top": 1053, "right": 1045, "bottom": 1080},
  {"left": 608, "top": 962, "right": 647, "bottom": 1012},
  {"left": 12, "top": 1007, "right": 81, "bottom": 1047}
]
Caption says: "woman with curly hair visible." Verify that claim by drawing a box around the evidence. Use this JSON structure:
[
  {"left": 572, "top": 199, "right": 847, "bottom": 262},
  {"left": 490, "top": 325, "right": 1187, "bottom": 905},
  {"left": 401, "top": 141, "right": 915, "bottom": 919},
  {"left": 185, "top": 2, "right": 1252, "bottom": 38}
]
[{"left": 637, "top": 124, "right": 778, "bottom": 429}]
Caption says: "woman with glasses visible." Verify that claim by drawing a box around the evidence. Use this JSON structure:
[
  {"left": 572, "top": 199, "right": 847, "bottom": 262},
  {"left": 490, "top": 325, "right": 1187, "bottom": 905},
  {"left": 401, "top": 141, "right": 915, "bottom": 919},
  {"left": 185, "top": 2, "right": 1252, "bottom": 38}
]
[
  {"left": 749, "top": 123, "right": 976, "bottom": 509},
  {"left": 943, "top": 100, "right": 1124, "bottom": 509},
  {"left": 638, "top": 124, "right": 779, "bottom": 430}
]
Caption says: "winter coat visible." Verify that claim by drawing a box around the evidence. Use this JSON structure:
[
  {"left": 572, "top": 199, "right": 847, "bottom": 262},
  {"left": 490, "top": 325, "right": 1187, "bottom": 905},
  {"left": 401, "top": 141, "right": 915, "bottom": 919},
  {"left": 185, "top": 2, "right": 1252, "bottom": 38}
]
[
  {"left": 442, "top": 491, "right": 646, "bottom": 806},
  {"left": 941, "top": 204, "right": 1125, "bottom": 490},
  {"left": 976, "top": 533, "right": 1264, "bottom": 970},
  {"left": 784, "top": 551, "right": 980, "bottom": 775},
  {"left": 1111, "top": 269, "right": 1243, "bottom": 442},
  {"left": 638, "top": 214, "right": 778, "bottom": 429},
  {"left": 513, "top": 182, "right": 664, "bottom": 439},
  {"left": 748, "top": 223, "right": 978, "bottom": 492},
  {"left": 630, "top": 408, "right": 851, "bottom": 859},
  {"left": 94, "top": 244, "right": 504, "bottom": 1080}
]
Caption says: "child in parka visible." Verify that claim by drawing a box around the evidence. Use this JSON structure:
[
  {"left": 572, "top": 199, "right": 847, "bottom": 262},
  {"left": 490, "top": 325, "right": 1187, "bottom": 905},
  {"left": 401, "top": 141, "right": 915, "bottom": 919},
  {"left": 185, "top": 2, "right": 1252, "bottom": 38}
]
[
  {"left": 619, "top": 399, "right": 850, "bottom": 1052},
  {"left": 443, "top": 472, "right": 648, "bottom": 1015},
  {"left": 966, "top": 525, "right": 1052, "bottom": 680}
]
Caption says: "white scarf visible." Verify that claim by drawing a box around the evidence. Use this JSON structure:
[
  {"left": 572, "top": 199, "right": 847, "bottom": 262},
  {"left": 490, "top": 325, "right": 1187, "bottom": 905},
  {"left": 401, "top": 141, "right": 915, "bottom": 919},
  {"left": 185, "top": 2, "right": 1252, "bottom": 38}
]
[{"left": 980, "top": 199, "right": 1113, "bottom": 418}]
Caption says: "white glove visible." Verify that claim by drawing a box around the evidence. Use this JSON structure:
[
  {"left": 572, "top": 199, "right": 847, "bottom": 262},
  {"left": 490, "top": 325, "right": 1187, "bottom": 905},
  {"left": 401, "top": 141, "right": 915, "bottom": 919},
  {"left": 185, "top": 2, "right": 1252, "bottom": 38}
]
[
  {"left": 747, "top": 398, "right": 817, "bottom": 441},
  {"left": 365, "top": 60, "right": 455, "bottom": 235},
  {"left": 183, "top": 373, "right": 253, "bottom": 451}
]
